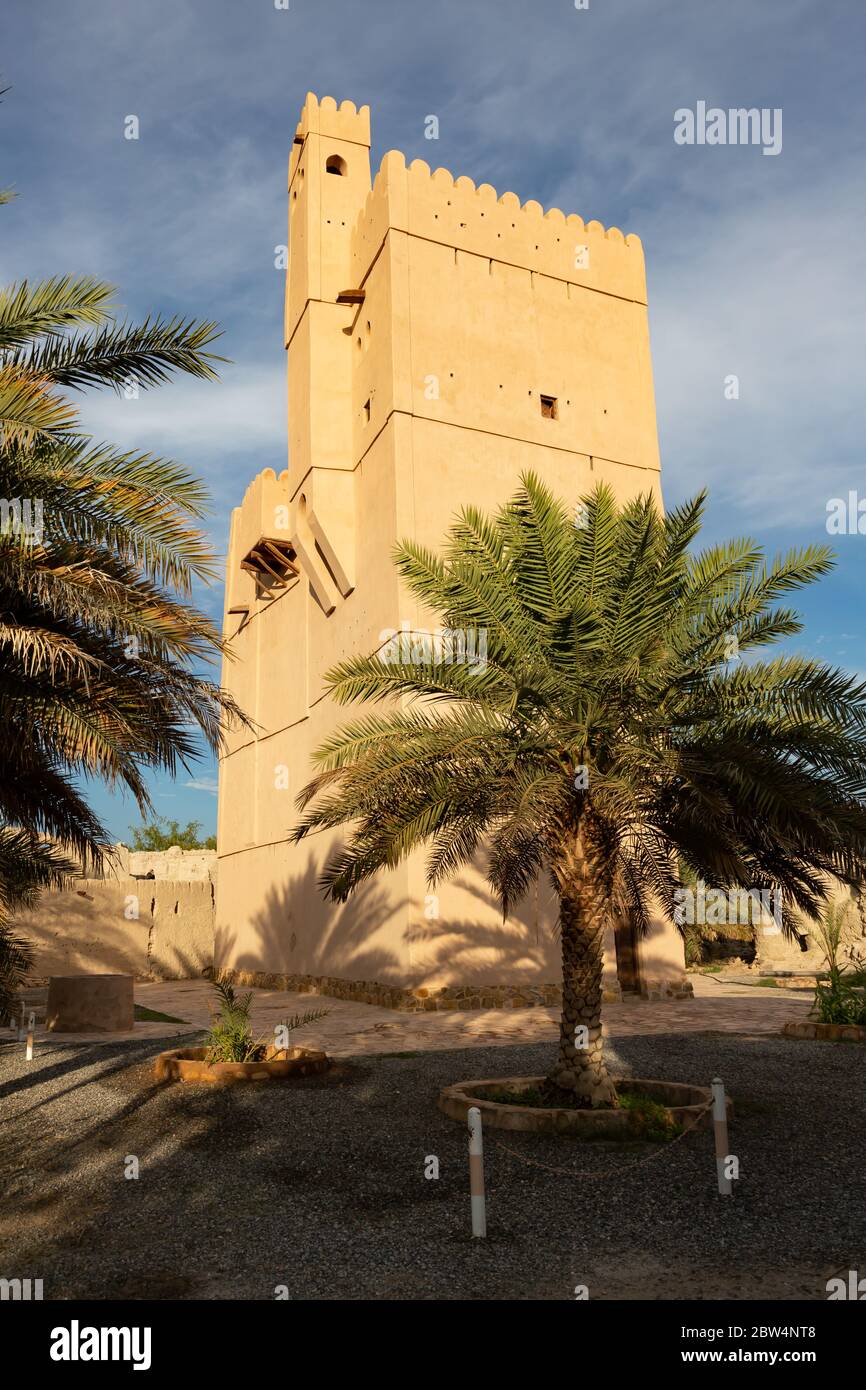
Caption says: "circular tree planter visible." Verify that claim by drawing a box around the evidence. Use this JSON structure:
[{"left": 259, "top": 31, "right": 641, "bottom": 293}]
[
  {"left": 438, "top": 1075, "right": 727, "bottom": 1135},
  {"left": 782, "top": 1020, "right": 866, "bottom": 1044},
  {"left": 154, "top": 1045, "right": 331, "bottom": 1085}
]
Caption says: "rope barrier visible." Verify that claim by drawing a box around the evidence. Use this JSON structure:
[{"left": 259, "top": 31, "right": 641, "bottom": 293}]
[{"left": 488, "top": 1098, "right": 713, "bottom": 1186}]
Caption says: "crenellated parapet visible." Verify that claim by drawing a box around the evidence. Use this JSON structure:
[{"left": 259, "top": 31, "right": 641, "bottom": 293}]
[
  {"left": 290, "top": 92, "right": 371, "bottom": 184},
  {"left": 351, "top": 150, "right": 646, "bottom": 303}
]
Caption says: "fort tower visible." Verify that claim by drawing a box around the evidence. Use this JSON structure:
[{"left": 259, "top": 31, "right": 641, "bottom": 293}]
[{"left": 216, "top": 93, "right": 690, "bottom": 1007}]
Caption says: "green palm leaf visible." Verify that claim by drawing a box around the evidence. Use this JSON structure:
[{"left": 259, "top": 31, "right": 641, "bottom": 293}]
[{"left": 293, "top": 474, "right": 866, "bottom": 1106}]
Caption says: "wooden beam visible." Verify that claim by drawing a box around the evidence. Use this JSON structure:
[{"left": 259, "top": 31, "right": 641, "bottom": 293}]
[{"left": 239, "top": 536, "right": 299, "bottom": 584}]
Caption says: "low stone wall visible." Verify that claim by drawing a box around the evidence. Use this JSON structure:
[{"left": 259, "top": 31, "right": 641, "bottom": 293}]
[
  {"left": 108, "top": 844, "right": 217, "bottom": 883},
  {"left": 782, "top": 1020, "right": 866, "bottom": 1043},
  {"left": 12, "top": 876, "right": 214, "bottom": 983},
  {"left": 229, "top": 970, "right": 693, "bottom": 1010},
  {"left": 755, "top": 886, "right": 865, "bottom": 974}
]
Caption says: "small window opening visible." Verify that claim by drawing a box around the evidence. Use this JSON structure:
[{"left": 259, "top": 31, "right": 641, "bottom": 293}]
[
  {"left": 363, "top": 398, "right": 371, "bottom": 422},
  {"left": 326, "top": 154, "right": 347, "bottom": 176},
  {"left": 540, "top": 394, "right": 558, "bottom": 419}
]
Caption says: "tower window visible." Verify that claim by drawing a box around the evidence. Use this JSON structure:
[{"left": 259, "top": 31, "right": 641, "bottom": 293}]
[
  {"left": 363, "top": 398, "right": 371, "bottom": 422},
  {"left": 326, "top": 154, "right": 347, "bottom": 176},
  {"left": 540, "top": 394, "right": 558, "bottom": 419}
]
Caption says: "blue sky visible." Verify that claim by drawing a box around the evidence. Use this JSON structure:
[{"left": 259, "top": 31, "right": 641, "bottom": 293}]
[{"left": 2, "top": 0, "right": 864, "bottom": 842}]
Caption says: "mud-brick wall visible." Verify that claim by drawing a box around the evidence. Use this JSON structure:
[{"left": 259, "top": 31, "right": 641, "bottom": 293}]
[{"left": 12, "top": 877, "right": 214, "bottom": 982}]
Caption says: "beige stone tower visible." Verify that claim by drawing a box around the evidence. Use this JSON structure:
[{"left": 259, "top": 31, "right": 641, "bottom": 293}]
[{"left": 215, "top": 92, "right": 690, "bottom": 1007}]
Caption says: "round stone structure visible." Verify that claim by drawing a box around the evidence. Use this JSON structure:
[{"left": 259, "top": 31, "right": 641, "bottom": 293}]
[
  {"left": 782, "top": 1020, "right": 866, "bottom": 1044},
  {"left": 46, "top": 973, "right": 134, "bottom": 1033},
  {"left": 154, "top": 1044, "right": 331, "bottom": 1085},
  {"left": 438, "top": 1075, "right": 725, "bottom": 1135}
]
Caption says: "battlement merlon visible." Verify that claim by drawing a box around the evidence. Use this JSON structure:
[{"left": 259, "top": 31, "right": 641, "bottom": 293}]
[
  {"left": 289, "top": 92, "right": 371, "bottom": 184},
  {"left": 350, "top": 150, "right": 647, "bottom": 305}
]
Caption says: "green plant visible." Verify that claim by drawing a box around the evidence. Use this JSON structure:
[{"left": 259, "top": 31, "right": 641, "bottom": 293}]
[
  {"left": 0, "top": 141, "right": 248, "bottom": 1009},
  {"left": 204, "top": 977, "right": 258, "bottom": 1062},
  {"left": 0, "top": 276, "right": 241, "bottom": 867},
  {"left": 677, "top": 854, "right": 763, "bottom": 966},
  {"left": 482, "top": 1083, "right": 682, "bottom": 1141},
  {"left": 203, "top": 975, "right": 329, "bottom": 1064},
  {"left": 683, "top": 922, "right": 704, "bottom": 967},
  {"left": 128, "top": 818, "right": 216, "bottom": 851},
  {"left": 293, "top": 475, "right": 866, "bottom": 1106},
  {"left": 0, "top": 826, "right": 77, "bottom": 1023},
  {"left": 616, "top": 1090, "right": 683, "bottom": 1143},
  {"left": 678, "top": 857, "right": 709, "bottom": 967},
  {"left": 812, "top": 901, "right": 866, "bottom": 1026},
  {"left": 0, "top": 154, "right": 249, "bottom": 1002}
]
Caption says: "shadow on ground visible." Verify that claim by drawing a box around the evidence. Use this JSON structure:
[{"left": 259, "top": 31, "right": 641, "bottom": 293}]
[{"left": 0, "top": 1031, "right": 861, "bottom": 1300}]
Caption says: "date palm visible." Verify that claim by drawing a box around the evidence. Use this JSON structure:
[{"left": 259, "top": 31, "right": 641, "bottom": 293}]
[
  {"left": 293, "top": 475, "right": 866, "bottom": 1105},
  {"left": 0, "top": 271, "right": 246, "bottom": 997}
]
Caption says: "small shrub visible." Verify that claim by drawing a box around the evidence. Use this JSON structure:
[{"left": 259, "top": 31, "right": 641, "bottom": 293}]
[
  {"left": 616, "top": 1090, "right": 683, "bottom": 1142},
  {"left": 811, "top": 901, "right": 866, "bottom": 1027},
  {"left": 203, "top": 975, "right": 329, "bottom": 1063},
  {"left": 128, "top": 817, "right": 216, "bottom": 851},
  {"left": 481, "top": 1083, "right": 682, "bottom": 1141},
  {"left": 0, "top": 923, "right": 32, "bottom": 1026}
]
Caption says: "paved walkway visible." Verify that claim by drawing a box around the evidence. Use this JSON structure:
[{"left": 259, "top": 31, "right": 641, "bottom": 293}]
[{"left": 24, "top": 974, "right": 812, "bottom": 1055}]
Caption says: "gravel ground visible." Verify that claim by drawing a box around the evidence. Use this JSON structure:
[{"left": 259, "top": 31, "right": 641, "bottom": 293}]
[{"left": 0, "top": 1030, "right": 863, "bottom": 1301}]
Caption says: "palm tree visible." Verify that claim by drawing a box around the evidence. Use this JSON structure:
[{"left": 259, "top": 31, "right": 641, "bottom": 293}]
[
  {"left": 0, "top": 272, "right": 246, "bottom": 997},
  {"left": 0, "top": 829, "right": 77, "bottom": 1024},
  {"left": 292, "top": 475, "right": 866, "bottom": 1106}
]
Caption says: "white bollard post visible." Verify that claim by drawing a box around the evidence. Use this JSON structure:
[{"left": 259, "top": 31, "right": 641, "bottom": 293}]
[
  {"left": 25, "top": 1010, "right": 35, "bottom": 1062},
  {"left": 467, "top": 1105, "right": 487, "bottom": 1237},
  {"left": 712, "top": 1077, "right": 732, "bottom": 1196}
]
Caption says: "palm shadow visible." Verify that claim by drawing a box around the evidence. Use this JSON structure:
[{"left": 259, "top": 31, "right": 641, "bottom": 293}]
[{"left": 217, "top": 845, "right": 564, "bottom": 992}]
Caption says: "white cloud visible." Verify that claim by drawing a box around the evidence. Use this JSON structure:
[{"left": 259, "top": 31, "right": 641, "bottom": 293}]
[
  {"left": 185, "top": 777, "right": 218, "bottom": 796},
  {"left": 76, "top": 361, "right": 285, "bottom": 456},
  {"left": 648, "top": 165, "right": 866, "bottom": 532}
]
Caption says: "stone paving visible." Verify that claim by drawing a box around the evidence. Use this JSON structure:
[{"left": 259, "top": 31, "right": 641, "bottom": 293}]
[{"left": 22, "top": 973, "right": 812, "bottom": 1055}]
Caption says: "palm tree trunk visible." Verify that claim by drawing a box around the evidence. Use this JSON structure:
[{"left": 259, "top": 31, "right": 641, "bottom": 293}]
[{"left": 546, "top": 847, "right": 617, "bottom": 1107}]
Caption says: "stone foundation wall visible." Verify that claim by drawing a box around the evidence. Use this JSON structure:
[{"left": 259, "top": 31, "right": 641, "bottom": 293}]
[
  {"left": 229, "top": 970, "right": 693, "bottom": 1010},
  {"left": 641, "top": 979, "right": 694, "bottom": 1001}
]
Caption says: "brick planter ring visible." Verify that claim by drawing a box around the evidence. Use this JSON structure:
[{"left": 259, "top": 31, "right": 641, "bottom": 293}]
[
  {"left": 782, "top": 1020, "right": 866, "bottom": 1044},
  {"left": 154, "top": 1045, "right": 331, "bottom": 1085},
  {"left": 438, "top": 1076, "right": 728, "bottom": 1135}
]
